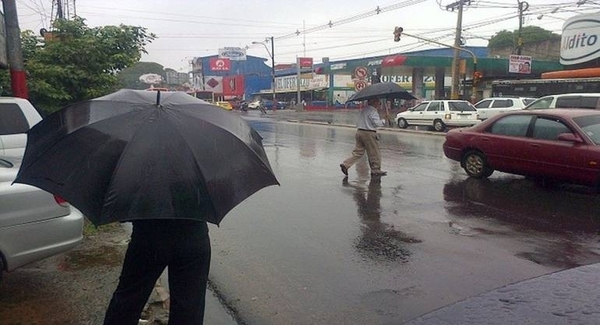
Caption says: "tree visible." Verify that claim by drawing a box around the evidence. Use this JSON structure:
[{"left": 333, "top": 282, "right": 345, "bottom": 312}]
[
  {"left": 488, "top": 26, "right": 560, "bottom": 49},
  {"left": 118, "top": 61, "right": 166, "bottom": 89},
  {"left": 1, "top": 17, "right": 155, "bottom": 113}
]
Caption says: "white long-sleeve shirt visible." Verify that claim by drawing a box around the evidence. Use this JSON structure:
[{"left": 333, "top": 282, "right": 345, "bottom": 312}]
[{"left": 356, "top": 105, "right": 384, "bottom": 131}]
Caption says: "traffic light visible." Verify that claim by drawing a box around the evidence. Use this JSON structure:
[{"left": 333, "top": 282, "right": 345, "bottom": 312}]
[
  {"left": 473, "top": 71, "right": 483, "bottom": 85},
  {"left": 393, "top": 27, "right": 403, "bottom": 42}
]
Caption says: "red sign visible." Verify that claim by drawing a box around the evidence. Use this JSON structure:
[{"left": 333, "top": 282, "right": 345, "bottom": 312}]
[
  {"left": 209, "top": 58, "right": 231, "bottom": 71},
  {"left": 222, "top": 75, "right": 245, "bottom": 96},
  {"left": 382, "top": 55, "right": 407, "bottom": 67},
  {"left": 298, "top": 57, "right": 313, "bottom": 69}
]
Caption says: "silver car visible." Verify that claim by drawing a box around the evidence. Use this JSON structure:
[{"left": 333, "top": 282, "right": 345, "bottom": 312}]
[{"left": 0, "top": 156, "right": 84, "bottom": 279}]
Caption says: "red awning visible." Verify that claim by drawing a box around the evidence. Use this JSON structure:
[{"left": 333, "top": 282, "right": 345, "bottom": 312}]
[{"left": 382, "top": 55, "right": 407, "bottom": 67}]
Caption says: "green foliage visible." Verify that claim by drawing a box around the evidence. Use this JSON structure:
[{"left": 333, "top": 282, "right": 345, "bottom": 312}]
[
  {"left": 488, "top": 26, "right": 560, "bottom": 49},
  {"left": 118, "top": 61, "right": 166, "bottom": 89},
  {"left": 2, "top": 17, "right": 155, "bottom": 114}
]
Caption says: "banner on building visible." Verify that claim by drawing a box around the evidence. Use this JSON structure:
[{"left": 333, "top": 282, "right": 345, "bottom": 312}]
[
  {"left": 509, "top": 55, "right": 532, "bottom": 74},
  {"left": 209, "top": 58, "right": 231, "bottom": 71},
  {"left": 204, "top": 76, "right": 223, "bottom": 93},
  {"left": 222, "top": 75, "right": 245, "bottom": 96}
]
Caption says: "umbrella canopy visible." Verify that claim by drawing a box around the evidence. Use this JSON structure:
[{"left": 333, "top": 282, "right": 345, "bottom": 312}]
[
  {"left": 14, "top": 89, "right": 279, "bottom": 226},
  {"left": 347, "top": 82, "right": 416, "bottom": 102}
]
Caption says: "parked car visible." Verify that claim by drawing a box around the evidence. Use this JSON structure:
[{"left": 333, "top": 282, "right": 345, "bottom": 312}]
[
  {"left": 524, "top": 93, "right": 600, "bottom": 110},
  {"left": 0, "top": 156, "right": 84, "bottom": 279},
  {"left": 395, "top": 100, "right": 479, "bottom": 132},
  {"left": 443, "top": 109, "right": 600, "bottom": 188},
  {"left": 474, "top": 97, "right": 536, "bottom": 120},
  {"left": 215, "top": 101, "right": 233, "bottom": 110},
  {"left": 262, "top": 99, "right": 286, "bottom": 110}
]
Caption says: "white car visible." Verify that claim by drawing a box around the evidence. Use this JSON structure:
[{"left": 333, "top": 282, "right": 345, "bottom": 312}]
[
  {"left": 474, "top": 97, "right": 536, "bottom": 120},
  {"left": 395, "top": 100, "right": 479, "bottom": 132},
  {"left": 524, "top": 93, "right": 600, "bottom": 110},
  {"left": 0, "top": 156, "right": 84, "bottom": 279}
]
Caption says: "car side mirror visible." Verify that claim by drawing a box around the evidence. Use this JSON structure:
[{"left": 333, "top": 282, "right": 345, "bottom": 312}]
[{"left": 557, "top": 133, "right": 583, "bottom": 143}]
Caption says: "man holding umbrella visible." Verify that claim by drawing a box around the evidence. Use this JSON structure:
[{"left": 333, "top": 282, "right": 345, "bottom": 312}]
[
  {"left": 14, "top": 89, "right": 279, "bottom": 325},
  {"left": 339, "top": 82, "right": 415, "bottom": 177},
  {"left": 340, "top": 97, "right": 387, "bottom": 177}
]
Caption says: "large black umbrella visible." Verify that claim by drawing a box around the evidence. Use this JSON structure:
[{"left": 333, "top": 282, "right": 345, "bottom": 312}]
[
  {"left": 347, "top": 82, "right": 416, "bottom": 102},
  {"left": 14, "top": 89, "right": 279, "bottom": 226}
]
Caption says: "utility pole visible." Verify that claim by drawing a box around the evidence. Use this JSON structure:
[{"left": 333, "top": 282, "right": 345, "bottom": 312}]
[
  {"left": 516, "top": 1, "right": 529, "bottom": 55},
  {"left": 446, "top": 0, "right": 471, "bottom": 100},
  {"left": 270, "top": 36, "right": 276, "bottom": 111},
  {"left": 3, "top": 0, "right": 28, "bottom": 99}
]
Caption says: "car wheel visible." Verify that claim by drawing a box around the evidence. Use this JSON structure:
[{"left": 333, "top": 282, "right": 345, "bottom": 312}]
[
  {"left": 397, "top": 118, "right": 408, "bottom": 129},
  {"left": 0, "top": 256, "right": 4, "bottom": 281},
  {"left": 433, "top": 119, "right": 446, "bottom": 132},
  {"left": 462, "top": 151, "right": 493, "bottom": 178}
]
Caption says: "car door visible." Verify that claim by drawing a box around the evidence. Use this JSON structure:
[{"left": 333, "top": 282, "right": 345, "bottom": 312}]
[
  {"left": 403, "top": 102, "right": 429, "bottom": 126},
  {"left": 475, "top": 99, "right": 492, "bottom": 120},
  {"left": 490, "top": 98, "right": 514, "bottom": 115},
  {"left": 422, "top": 101, "right": 443, "bottom": 125},
  {"left": 527, "top": 116, "right": 596, "bottom": 184},
  {"left": 476, "top": 114, "right": 537, "bottom": 175}
]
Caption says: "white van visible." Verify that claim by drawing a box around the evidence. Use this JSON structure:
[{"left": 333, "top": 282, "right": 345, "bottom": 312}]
[{"left": 524, "top": 93, "right": 600, "bottom": 110}]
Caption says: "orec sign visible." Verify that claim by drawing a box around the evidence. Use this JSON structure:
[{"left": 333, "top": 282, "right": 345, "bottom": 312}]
[{"left": 561, "top": 13, "right": 600, "bottom": 65}]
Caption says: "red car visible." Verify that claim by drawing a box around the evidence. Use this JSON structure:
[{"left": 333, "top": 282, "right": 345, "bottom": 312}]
[{"left": 443, "top": 109, "right": 600, "bottom": 188}]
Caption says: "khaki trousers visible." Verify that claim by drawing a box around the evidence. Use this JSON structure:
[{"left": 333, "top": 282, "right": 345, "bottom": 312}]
[{"left": 342, "top": 129, "right": 381, "bottom": 172}]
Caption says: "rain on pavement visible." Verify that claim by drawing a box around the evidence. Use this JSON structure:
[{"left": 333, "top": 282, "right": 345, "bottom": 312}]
[{"left": 207, "top": 110, "right": 600, "bottom": 325}]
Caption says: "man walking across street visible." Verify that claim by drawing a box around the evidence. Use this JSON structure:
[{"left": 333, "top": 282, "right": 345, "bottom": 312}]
[{"left": 340, "top": 97, "right": 387, "bottom": 177}]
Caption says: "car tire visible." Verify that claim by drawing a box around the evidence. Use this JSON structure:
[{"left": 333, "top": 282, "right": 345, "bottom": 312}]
[
  {"left": 433, "top": 119, "right": 446, "bottom": 132},
  {"left": 462, "top": 151, "right": 494, "bottom": 178},
  {"left": 0, "top": 256, "right": 4, "bottom": 281},
  {"left": 397, "top": 118, "right": 408, "bottom": 129}
]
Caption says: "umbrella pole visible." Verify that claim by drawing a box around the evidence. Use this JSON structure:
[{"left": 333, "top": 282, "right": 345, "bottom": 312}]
[{"left": 156, "top": 90, "right": 161, "bottom": 106}]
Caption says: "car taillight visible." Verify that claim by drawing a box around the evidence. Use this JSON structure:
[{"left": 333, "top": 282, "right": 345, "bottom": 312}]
[{"left": 54, "top": 195, "right": 70, "bottom": 207}]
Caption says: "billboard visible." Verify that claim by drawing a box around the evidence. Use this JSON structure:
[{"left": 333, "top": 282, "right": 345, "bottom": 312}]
[
  {"left": 509, "top": 55, "right": 532, "bottom": 74},
  {"left": 209, "top": 58, "right": 231, "bottom": 71},
  {"left": 561, "top": 13, "right": 600, "bottom": 65},
  {"left": 218, "top": 47, "right": 247, "bottom": 61}
]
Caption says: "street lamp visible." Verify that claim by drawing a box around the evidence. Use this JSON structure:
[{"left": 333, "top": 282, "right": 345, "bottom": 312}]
[{"left": 252, "top": 37, "right": 276, "bottom": 111}]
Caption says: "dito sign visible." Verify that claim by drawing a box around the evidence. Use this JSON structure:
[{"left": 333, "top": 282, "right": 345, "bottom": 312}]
[
  {"left": 561, "top": 13, "right": 600, "bottom": 65},
  {"left": 509, "top": 55, "right": 532, "bottom": 74},
  {"left": 209, "top": 58, "right": 231, "bottom": 71}
]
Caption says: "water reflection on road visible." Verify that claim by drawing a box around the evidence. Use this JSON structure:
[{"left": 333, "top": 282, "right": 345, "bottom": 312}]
[{"left": 443, "top": 177, "right": 600, "bottom": 268}]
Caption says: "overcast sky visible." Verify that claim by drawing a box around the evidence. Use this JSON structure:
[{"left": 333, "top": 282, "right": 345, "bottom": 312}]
[{"left": 14, "top": 0, "right": 600, "bottom": 71}]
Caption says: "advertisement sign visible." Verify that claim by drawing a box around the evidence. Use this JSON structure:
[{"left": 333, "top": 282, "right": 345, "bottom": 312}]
[
  {"left": 204, "top": 76, "right": 223, "bottom": 93},
  {"left": 222, "top": 75, "right": 245, "bottom": 96},
  {"left": 218, "top": 47, "right": 247, "bottom": 61},
  {"left": 298, "top": 57, "right": 313, "bottom": 69},
  {"left": 561, "top": 13, "right": 600, "bottom": 65},
  {"left": 509, "top": 55, "right": 532, "bottom": 74},
  {"left": 209, "top": 58, "right": 231, "bottom": 71}
]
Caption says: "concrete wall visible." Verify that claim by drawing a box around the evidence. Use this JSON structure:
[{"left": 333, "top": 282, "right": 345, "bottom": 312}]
[{"left": 488, "top": 39, "right": 561, "bottom": 61}]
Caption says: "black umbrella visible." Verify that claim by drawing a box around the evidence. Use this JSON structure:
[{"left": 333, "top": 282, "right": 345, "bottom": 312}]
[
  {"left": 14, "top": 89, "right": 279, "bottom": 226},
  {"left": 347, "top": 82, "right": 416, "bottom": 102}
]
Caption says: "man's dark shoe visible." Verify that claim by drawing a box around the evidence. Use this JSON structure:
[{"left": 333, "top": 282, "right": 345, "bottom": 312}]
[
  {"left": 371, "top": 171, "right": 387, "bottom": 176},
  {"left": 340, "top": 164, "right": 348, "bottom": 176}
]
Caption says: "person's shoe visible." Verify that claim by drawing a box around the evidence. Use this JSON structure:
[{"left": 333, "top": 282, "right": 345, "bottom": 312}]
[
  {"left": 340, "top": 164, "right": 348, "bottom": 176},
  {"left": 371, "top": 170, "right": 387, "bottom": 176}
]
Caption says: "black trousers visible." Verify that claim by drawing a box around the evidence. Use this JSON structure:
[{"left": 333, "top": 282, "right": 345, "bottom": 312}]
[{"left": 103, "top": 219, "right": 211, "bottom": 325}]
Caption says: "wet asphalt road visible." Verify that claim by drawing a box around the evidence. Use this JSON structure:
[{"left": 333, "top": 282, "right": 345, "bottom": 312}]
[{"left": 207, "top": 110, "right": 600, "bottom": 325}]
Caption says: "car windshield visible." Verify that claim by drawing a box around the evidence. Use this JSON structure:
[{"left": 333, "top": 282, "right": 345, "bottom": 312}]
[
  {"left": 574, "top": 115, "right": 600, "bottom": 145},
  {"left": 448, "top": 101, "right": 476, "bottom": 112},
  {"left": 523, "top": 98, "right": 536, "bottom": 105}
]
